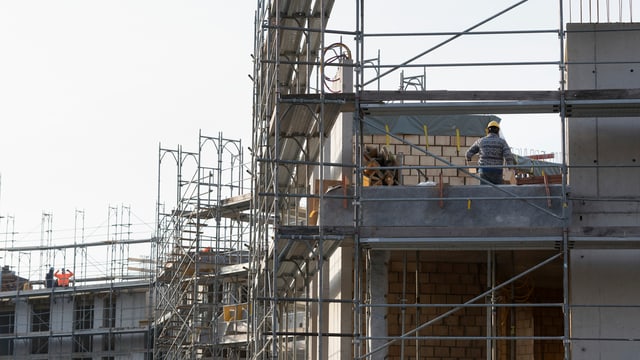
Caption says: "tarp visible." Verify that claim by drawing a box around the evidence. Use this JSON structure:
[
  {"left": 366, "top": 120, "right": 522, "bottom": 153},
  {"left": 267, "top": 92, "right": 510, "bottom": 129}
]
[{"left": 362, "top": 114, "right": 501, "bottom": 136}]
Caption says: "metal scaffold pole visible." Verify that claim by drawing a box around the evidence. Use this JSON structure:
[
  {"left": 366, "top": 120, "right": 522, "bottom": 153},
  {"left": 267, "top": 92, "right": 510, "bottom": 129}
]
[{"left": 155, "top": 131, "right": 249, "bottom": 359}]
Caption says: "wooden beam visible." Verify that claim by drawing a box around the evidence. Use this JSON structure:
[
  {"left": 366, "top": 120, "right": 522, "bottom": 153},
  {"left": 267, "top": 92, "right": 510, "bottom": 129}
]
[{"left": 526, "top": 154, "right": 555, "bottom": 160}]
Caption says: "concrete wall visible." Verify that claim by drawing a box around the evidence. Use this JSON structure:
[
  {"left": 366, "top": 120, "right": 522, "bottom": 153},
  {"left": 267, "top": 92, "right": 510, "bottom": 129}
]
[
  {"left": 116, "top": 292, "right": 148, "bottom": 359},
  {"left": 566, "top": 23, "right": 640, "bottom": 358},
  {"left": 570, "top": 249, "right": 640, "bottom": 359},
  {"left": 2, "top": 289, "right": 149, "bottom": 358},
  {"left": 322, "top": 185, "right": 567, "bottom": 231},
  {"left": 567, "top": 23, "right": 640, "bottom": 227}
]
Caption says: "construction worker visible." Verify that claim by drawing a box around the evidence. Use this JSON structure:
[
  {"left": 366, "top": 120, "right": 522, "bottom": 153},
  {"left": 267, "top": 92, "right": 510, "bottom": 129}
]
[
  {"left": 45, "top": 267, "right": 56, "bottom": 288},
  {"left": 465, "top": 120, "right": 515, "bottom": 185},
  {"left": 54, "top": 268, "right": 74, "bottom": 287}
]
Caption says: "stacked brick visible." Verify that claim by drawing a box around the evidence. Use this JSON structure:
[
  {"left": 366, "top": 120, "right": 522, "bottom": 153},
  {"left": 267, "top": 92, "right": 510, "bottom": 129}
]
[{"left": 363, "top": 133, "right": 482, "bottom": 186}]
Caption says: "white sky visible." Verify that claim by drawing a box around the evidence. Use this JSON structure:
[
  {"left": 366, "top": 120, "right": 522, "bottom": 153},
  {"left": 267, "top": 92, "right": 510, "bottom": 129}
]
[
  {"left": 0, "top": 2, "right": 255, "bottom": 245},
  {"left": 0, "top": 1, "right": 635, "bottom": 258}
]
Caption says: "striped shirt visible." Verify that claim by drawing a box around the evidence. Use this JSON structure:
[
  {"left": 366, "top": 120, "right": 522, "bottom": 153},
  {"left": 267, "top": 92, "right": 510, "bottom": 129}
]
[{"left": 465, "top": 133, "right": 515, "bottom": 169}]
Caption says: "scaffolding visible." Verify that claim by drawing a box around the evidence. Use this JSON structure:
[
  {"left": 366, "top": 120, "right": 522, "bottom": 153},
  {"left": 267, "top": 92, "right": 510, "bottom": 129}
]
[
  {"left": 2, "top": 1, "right": 639, "bottom": 358},
  {"left": 249, "top": 1, "right": 640, "bottom": 360},
  {"left": 154, "top": 131, "right": 251, "bottom": 359}
]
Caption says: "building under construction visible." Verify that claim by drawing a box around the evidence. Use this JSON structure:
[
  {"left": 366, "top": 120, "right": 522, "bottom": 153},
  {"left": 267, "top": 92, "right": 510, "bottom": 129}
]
[
  {"left": 0, "top": 207, "right": 153, "bottom": 359},
  {"left": 2, "top": 1, "right": 640, "bottom": 359},
  {"left": 245, "top": 1, "right": 640, "bottom": 359}
]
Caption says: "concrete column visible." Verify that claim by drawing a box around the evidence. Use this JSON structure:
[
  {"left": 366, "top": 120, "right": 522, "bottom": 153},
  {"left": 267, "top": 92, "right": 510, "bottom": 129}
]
[
  {"left": 328, "top": 245, "right": 354, "bottom": 360},
  {"left": 368, "top": 250, "right": 389, "bottom": 360},
  {"left": 313, "top": 59, "right": 354, "bottom": 184},
  {"left": 309, "top": 256, "right": 331, "bottom": 360},
  {"left": 309, "top": 265, "right": 318, "bottom": 360},
  {"left": 13, "top": 300, "right": 30, "bottom": 357},
  {"left": 49, "top": 293, "right": 73, "bottom": 356},
  {"left": 93, "top": 296, "right": 105, "bottom": 352},
  {"left": 319, "top": 258, "right": 330, "bottom": 360}
]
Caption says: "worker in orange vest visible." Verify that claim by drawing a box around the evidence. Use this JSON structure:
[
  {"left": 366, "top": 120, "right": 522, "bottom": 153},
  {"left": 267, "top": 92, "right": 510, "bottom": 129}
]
[{"left": 54, "top": 268, "right": 74, "bottom": 287}]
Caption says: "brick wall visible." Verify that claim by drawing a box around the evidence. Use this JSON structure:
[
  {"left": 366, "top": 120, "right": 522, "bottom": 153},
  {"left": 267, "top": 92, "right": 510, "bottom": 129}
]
[
  {"left": 363, "top": 134, "right": 482, "bottom": 186},
  {"left": 534, "top": 288, "right": 564, "bottom": 360},
  {"left": 384, "top": 252, "right": 564, "bottom": 360},
  {"left": 386, "top": 252, "right": 487, "bottom": 360}
]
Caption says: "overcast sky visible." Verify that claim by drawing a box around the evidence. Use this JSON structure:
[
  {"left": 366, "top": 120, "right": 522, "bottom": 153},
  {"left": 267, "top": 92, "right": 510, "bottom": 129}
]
[
  {"left": 0, "top": 1, "right": 634, "bottom": 260},
  {"left": 0, "top": 2, "right": 255, "bottom": 245}
]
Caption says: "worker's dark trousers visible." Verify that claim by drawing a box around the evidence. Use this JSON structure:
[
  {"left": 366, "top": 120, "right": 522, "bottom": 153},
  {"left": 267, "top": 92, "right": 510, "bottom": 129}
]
[{"left": 479, "top": 170, "right": 503, "bottom": 185}]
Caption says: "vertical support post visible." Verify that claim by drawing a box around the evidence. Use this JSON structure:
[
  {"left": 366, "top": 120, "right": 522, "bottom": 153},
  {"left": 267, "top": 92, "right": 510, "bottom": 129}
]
[{"left": 486, "top": 250, "right": 496, "bottom": 360}]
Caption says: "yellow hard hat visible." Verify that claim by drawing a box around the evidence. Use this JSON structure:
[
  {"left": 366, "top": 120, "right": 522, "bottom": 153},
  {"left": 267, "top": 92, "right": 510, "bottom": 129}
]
[{"left": 487, "top": 120, "right": 500, "bottom": 129}]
